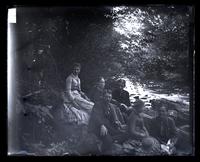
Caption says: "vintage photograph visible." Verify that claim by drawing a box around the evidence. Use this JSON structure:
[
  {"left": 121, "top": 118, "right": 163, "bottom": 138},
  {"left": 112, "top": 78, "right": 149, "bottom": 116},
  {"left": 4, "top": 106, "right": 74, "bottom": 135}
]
[{"left": 7, "top": 6, "right": 195, "bottom": 156}]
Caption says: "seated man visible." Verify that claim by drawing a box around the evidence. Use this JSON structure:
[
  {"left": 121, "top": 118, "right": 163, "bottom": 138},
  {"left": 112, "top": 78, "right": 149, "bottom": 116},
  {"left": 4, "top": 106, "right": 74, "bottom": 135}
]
[
  {"left": 88, "top": 89, "right": 129, "bottom": 154},
  {"left": 148, "top": 102, "right": 193, "bottom": 155},
  {"left": 88, "top": 77, "right": 106, "bottom": 103},
  {"left": 88, "top": 77, "right": 126, "bottom": 125},
  {"left": 112, "top": 79, "right": 132, "bottom": 118},
  {"left": 150, "top": 106, "right": 178, "bottom": 149}
]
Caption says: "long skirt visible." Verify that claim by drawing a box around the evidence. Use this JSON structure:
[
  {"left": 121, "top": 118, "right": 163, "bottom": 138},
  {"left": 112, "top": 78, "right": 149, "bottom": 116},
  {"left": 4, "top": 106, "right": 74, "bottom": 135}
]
[
  {"left": 72, "top": 90, "right": 94, "bottom": 111},
  {"left": 61, "top": 103, "right": 90, "bottom": 125},
  {"left": 61, "top": 91, "right": 94, "bottom": 125}
]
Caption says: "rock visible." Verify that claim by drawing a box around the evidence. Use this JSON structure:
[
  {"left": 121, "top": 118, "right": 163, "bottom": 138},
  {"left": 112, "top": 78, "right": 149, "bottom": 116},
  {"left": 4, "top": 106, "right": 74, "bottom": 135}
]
[
  {"left": 141, "top": 137, "right": 161, "bottom": 155},
  {"left": 76, "top": 132, "right": 102, "bottom": 155},
  {"left": 111, "top": 143, "right": 124, "bottom": 155},
  {"left": 134, "top": 96, "right": 139, "bottom": 99},
  {"left": 145, "top": 103, "right": 151, "bottom": 106},
  {"left": 123, "top": 143, "right": 134, "bottom": 150}
]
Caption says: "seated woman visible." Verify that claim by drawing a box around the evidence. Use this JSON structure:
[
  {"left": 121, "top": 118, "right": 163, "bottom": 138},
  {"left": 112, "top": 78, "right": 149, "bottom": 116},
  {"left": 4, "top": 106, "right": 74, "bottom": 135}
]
[
  {"left": 62, "top": 62, "right": 94, "bottom": 125},
  {"left": 128, "top": 99, "right": 149, "bottom": 141}
]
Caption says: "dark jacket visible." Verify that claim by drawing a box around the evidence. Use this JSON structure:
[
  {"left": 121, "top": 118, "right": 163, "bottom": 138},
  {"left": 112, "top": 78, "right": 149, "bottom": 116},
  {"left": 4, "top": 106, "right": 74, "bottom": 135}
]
[
  {"left": 112, "top": 89, "right": 131, "bottom": 107},
  {"left": 88, "top": 100, "right": 122, "bottom": 137},
  {"left": 150, "top": 116, "right": 177, "bottom": 143}
]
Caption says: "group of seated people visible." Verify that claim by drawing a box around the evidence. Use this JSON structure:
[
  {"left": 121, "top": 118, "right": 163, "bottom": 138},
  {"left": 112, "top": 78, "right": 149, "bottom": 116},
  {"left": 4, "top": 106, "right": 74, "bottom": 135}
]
[{"left": 62, "top": 62, "right": 190, "bottom": 155}]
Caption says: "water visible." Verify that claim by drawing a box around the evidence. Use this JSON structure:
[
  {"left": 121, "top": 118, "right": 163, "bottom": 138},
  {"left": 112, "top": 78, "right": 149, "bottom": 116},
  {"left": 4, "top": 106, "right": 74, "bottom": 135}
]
[{"left": 122, "top": 77, "right": 189, "bottom": 110}]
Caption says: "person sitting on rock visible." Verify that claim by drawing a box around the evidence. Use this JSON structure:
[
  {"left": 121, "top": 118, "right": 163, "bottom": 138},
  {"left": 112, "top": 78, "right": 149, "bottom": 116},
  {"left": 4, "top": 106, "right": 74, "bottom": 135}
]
[
  {"left": 88, "top": 77, "right": 106, "bottom": 103},
  {"left": 65, "top": 62, "right": 94, "bottom": 110},
  {"left": 62, "top": 62, "right": 94, "bottom": 125},
  {"left": 112, "top": 79, "right": 131, "bottom": 108},
  {"left": 127, "top": 99, "right": 149, "bottom": 141},
  {"left": 88, "top": 89, "right": 129, "bottom": 155},
  {"left": 112, "top": 79, "right": 132, "bottom": 121},
  {"left": 88, "top": 77, "right": 126, "bottom": 125},
  {"left": 150, "top": 106, "right": 178, "bottom": 149},
  {"left": 151, "top": 105, "right": 192, "bottom": 155}
]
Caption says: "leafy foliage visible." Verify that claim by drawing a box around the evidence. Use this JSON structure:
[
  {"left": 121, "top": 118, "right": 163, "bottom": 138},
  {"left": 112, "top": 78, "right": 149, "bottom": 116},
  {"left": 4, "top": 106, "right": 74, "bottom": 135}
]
[
  {"left": 108, "top": 6, "right": 192, "bottom": 86},
  {"left": 11, "top": 6, "right": 193, "bottom": 155}
]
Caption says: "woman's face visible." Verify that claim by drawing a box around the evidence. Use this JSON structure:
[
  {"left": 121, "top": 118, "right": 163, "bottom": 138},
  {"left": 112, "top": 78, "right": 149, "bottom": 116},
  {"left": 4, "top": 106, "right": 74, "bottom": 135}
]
[
  {"left": 72, "top": 66, "right": 80, "bottom": 75},
  {"left": 97, "top": 79, "right": 105, "bottom": 89}
]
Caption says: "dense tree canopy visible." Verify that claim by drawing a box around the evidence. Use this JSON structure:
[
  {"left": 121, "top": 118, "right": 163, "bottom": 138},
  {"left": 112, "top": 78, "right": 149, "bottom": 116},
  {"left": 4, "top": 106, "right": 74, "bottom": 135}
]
[{"left": 15, "top": 6, "right": 193, "bottom": 95}]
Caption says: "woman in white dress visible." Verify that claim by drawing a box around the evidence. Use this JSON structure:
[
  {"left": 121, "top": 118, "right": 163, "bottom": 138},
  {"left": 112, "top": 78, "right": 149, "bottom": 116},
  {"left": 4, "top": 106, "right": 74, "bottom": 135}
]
[{"left": 62, "top": 63, "right": 94, "bottom": 125}]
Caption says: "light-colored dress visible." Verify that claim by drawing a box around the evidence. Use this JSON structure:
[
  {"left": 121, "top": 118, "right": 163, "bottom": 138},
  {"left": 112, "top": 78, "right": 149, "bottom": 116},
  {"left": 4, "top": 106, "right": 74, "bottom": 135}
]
[{"left": 62, "top": 74, "right": 94, "bottom": 125}]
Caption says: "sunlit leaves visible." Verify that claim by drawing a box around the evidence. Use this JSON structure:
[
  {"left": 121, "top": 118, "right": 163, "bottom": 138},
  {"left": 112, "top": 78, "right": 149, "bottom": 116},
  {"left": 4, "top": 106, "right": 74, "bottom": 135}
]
[{"left": 108, "top": 6, "right": 191, "bottom": 84}]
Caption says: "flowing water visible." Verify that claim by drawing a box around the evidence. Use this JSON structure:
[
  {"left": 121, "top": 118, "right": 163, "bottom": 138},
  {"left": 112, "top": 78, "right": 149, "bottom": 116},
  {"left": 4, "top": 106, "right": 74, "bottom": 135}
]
[{"left": 122, "top": 77, "right": 190, "bottom": 110}]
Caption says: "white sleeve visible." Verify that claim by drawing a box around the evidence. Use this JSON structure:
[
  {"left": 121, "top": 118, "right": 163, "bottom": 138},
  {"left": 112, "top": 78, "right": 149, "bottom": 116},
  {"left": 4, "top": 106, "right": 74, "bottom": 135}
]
[{"left": 66, "top": 76, "right": 75, "bottom": 101}]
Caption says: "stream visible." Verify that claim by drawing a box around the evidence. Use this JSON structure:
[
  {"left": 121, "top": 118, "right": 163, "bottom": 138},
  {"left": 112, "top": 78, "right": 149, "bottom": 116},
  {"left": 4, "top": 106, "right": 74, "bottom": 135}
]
[{"left": 122, "top": 77, "right": 190, "bottom": 110}]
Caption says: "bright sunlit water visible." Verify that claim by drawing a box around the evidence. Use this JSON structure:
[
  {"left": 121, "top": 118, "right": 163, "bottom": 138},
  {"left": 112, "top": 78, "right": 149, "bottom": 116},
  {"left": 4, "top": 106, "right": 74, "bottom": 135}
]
[{"left": 122, "top": 77, "right": 189, "bottom": 109}]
